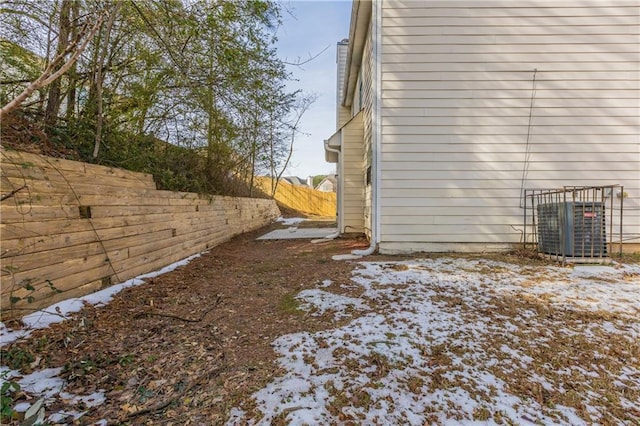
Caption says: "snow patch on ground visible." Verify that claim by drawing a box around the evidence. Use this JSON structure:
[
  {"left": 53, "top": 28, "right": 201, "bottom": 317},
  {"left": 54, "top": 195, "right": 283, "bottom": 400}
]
[
  {"left": 332, "top": 254, "right": 362, "bottom": 261},
  {"left": 17, "top": 368, "right": 65, "bottom": 399},
  {"left": 47, "top": 410, "right": 85, "bottom": 423},
  {"left": 59, "top": 391, "right": 106, "bottom": 408},
  {"left": 275, "top": 216, "right": 307, "bottom": 226},
  {"left": 227, "top": 258, "right": 640, "bottom": 425},
  {"left": 504, "top": 262, "right": 640, "bottom": 315},
  {"left": 0, "top": 367, "right": 99, "bottom": 423},
  {"left": 296, "top": 289, "right": 369, "bottom": 320},
  {"left": 318, "top": 279, "right": 332, "bottom": 288}
]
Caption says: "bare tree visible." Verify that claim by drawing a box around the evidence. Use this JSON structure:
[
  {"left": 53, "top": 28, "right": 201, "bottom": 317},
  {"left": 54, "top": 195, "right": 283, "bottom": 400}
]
[
  {"left": 271, "top": 93, "right": 317, "bottom": 196},
  {"left": 44, "top": 0, "right": 71, "bottom": 127},
  {"left": 64, "top": 0, "right": 80, "bottom": 121},
  {"left": 0, "top": 13, "right": 104, "bottom": 119},
  {"left": 92, "top": 2, "right": 121, "bottom": 158}
]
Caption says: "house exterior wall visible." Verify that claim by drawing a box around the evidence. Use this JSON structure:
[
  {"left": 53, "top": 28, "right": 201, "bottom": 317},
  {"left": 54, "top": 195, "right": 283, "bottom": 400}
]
[
  {"left": 317, "top": 181, "right": 333, "bottom": 192},
  {"left": 342, "top": 112, "right": 366, "bottom": 233},
  {"left": 378, "top": 0, "right": 640, "bottom": 253}
]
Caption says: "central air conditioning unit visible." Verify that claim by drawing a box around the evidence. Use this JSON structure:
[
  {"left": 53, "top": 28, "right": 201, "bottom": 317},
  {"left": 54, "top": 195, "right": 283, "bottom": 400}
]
[{"left": 537, "top": 202, "right": 607, "bottom": 257}]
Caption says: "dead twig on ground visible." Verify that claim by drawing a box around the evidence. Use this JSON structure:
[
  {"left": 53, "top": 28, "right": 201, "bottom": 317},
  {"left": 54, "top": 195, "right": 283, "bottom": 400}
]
[
  {"left": 133, "top": 295, "right": 222, "bottom": 323},
  {"left": 124, "top": 363, "right": 226, "bottom": 420}
]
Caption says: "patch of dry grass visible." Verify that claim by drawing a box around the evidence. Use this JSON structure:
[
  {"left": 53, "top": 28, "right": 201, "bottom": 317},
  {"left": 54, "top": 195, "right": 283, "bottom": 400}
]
[{"left": 446, "top": 292, "right": 640, "bottom": 424}]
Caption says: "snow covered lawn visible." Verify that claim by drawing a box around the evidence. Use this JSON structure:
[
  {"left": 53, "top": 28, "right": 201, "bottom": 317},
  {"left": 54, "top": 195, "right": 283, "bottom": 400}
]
[
  {"left": 2, "top": 250, "right": 638, "bottom": 425},
  {"left": 229, "top": 258, "right": 640, "bottom": 425}
]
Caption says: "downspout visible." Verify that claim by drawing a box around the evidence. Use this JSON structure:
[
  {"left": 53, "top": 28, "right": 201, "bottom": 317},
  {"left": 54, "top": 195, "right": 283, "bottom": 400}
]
[
  {"left": 324, "top": 141, "right": 342, "bottom": 240},
  {"left": 352, "top": 0, "right": 381, "bottom": 256}
]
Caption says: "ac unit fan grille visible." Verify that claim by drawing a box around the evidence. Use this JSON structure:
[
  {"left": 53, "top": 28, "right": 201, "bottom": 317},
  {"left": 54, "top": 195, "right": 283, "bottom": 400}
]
[{"left": 537, "top": 202, "right": 607, "bottom": 257}]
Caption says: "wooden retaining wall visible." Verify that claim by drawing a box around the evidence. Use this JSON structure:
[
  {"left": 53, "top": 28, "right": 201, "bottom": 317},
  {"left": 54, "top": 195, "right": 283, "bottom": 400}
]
[{"left": 0, "top": 149, "right": 280, "bottom": 319}]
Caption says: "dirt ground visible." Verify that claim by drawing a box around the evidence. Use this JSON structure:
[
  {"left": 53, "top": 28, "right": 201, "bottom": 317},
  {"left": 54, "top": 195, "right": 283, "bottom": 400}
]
[
  {"left": 2, "top": 219, "right": 639, "bottom": 425},
  {"left": 1, "top": 220, "right": 368, "bottom": 425}
]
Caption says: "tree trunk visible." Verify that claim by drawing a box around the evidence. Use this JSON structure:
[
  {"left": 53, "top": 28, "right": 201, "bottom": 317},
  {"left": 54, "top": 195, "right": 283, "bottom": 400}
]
[
  {"left": 65, "top": 0, "right": 79, "bottom": 121},
  {"left": 273, "top": 95, "right": 315, "bottom": 196},
  {"left": 248, "top": 114, "right": 259, "bottom": 197},
  {"left": 249, "top": 143, "right": 255, "bottom": 197},
  {"left": 44, "top": 0, "right": 71, "bottom": 128},
  {"left": 268, "top": 113, "right": 276, "bottom": 197},
  {"left": 92, "top": 2, "right": 120, "bottom": 159}
]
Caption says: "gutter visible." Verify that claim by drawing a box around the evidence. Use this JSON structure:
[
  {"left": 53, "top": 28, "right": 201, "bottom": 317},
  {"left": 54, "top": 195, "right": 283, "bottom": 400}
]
[
  {"left": 341, "top": 1, "right": 359, "bottom": 107},
  {"left": 324, "top": 140, "right": 342, "bottom": 238},
  {"left": 342, "top": 1, "right": 372, "bottom": 108},
  {"left": 352, "top": 0, "right": 381, "bottom": 256}
]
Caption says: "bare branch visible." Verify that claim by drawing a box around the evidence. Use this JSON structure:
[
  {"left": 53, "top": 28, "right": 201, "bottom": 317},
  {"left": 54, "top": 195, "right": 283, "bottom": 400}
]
[
  {"left": 282, "top": 44, "right": 330, "bottom": 67},
  {"left": 0, "top": 12, "right": 105, "bottom": 118},
  {"left": 1, "top": 185, "right": 28, "bottom": 202},
  {"left": 0, "top": 79, "right": 35, "bottom": 85},
  {"left": 272, "top": 93, "right": 317, "bottom": 195}
]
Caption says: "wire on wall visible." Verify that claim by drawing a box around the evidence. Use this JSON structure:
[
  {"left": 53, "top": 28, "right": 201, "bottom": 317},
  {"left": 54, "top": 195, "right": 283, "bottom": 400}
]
[{"left": 519, "top": 68, "right": 538, "bottom": 208}]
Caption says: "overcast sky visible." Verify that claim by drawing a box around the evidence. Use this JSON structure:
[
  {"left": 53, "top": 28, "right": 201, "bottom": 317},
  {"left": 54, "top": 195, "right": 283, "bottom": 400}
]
[{"left": 275, "top": 0, "right": 352, "bottom": 179}]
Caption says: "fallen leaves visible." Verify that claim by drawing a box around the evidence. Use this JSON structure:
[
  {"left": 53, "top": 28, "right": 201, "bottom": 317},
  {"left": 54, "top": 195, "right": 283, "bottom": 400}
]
[{"left": 1, "top": 222, "right": 366, "bottom": 424}]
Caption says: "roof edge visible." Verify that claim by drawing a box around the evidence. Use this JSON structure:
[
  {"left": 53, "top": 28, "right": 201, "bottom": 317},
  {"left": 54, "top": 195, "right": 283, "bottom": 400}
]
[{"left": 341, "top": 0, "right": 372, "bottom": 108}]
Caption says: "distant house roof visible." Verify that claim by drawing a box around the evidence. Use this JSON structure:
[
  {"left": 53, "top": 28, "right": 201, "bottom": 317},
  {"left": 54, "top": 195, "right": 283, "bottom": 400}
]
[{"left": 283, "top": 176, "right": 308, "bottom": 187}]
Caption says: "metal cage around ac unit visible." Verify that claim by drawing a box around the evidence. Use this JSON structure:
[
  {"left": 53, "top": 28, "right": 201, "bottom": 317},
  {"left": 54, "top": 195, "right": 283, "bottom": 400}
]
[{"left": 524, "top": 185, "right": 623, "bottom": 264}]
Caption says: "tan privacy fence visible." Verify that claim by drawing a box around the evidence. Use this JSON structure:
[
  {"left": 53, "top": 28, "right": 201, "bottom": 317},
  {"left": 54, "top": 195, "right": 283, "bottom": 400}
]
[
  {"left": 254, "top": 177, "right": 336, "bottom": 217},
  {"left": 1, "top": 149, "right": 280, "bottom": 319}
]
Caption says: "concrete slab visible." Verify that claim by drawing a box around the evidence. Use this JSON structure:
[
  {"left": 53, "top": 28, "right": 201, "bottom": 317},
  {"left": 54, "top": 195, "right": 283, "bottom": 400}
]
[
  {"left": 257, "top": 227, "right": 338, "bottom": 240},
  {"left": 332, "top": 254, "right": 362, "bottom": 261}
]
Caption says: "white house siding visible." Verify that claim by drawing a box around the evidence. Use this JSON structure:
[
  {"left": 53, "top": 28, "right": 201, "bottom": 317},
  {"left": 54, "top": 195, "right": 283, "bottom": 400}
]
[
  {"left": 362, "top": 20, "right": 375, "bottom": 239},
  {"left": 341, "top": 112, "right": 365, "bottom": 233},
  {"left": 379, "top": 0, "right": 640, "bottom": 253}
]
